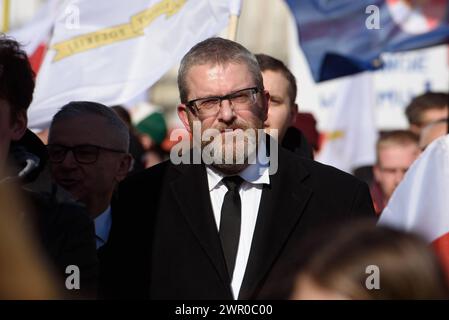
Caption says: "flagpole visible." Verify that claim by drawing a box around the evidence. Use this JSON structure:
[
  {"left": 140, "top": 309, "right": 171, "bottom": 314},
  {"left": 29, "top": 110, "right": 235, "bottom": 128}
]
[
  {"left": 227, "top": 0, "right": 242, "bottom": 41},
  {"left": 2, "top": 0, "right": 10, "bottom": 32}
]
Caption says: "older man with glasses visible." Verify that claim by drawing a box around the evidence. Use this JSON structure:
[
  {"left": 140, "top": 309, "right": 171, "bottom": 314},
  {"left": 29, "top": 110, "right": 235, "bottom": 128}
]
[
  {"left": 48, "top": 101, "right": 133, "bottom": 298},
  {"left": 48, "top": 101, "right": 132, "bottom": 248},
  {"left": 48, "top": 101, "right": 132, "bottom": 251}
]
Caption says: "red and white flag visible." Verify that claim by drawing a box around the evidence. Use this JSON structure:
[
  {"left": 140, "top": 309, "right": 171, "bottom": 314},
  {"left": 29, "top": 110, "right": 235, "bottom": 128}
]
[{"left": 379, "top": 134, "right": 449, "bottom": 275}]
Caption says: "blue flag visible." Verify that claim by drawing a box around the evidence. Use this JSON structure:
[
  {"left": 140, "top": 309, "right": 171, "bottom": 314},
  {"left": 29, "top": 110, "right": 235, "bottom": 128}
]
[{"left": 286, "top": 0, "right": 449, "bottom": 82}]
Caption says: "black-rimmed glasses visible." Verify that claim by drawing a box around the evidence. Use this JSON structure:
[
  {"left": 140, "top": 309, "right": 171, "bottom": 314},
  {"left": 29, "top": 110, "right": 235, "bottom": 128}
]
[
  {"left": 47, "top": 144, "right": 126, "bottom": 164},
  {"left": 186, "top": 87, "right": 259, "bottom": 118}
]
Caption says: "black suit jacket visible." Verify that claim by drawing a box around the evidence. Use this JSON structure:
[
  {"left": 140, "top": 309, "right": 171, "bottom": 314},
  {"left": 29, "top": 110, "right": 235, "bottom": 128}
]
[{"left": 105, "top": 142, "right": 375, "bottom": 299}]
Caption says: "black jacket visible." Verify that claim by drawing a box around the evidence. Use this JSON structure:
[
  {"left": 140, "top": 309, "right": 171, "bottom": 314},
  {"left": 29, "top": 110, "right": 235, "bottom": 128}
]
[
  {"left": 7, "top": 130, "right": 98, "bottom": 298},
  {"left": 104, "top": 137, "right": 375, "bottom": 299}
]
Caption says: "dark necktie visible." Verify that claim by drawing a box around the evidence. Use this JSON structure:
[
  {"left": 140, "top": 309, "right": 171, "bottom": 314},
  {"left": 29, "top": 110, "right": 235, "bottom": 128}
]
[{"left": 219, "top": 175, "right": 243, "bottom": 280}]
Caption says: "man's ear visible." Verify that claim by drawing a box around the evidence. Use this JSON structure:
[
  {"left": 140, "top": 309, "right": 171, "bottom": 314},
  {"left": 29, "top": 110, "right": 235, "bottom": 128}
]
[
  {"left": 11, "top": 110, "right": 28, "bottom": 141},
  {"left": 177, "top": 104, "right": 193, "bottom": 134},
  {"left": 116, "top": 154, "right": 133, "bottom": 182}
]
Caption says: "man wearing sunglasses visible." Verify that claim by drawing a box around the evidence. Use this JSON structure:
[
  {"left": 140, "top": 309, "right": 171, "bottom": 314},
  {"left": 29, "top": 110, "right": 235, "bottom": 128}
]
[{"left": 110, "top": 38, "right": 375, "bottom": 300}]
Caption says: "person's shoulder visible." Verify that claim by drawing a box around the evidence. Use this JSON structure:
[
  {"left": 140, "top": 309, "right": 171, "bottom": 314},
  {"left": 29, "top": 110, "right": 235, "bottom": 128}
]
[
  {"left": 282, "top": 148, "right": 366, "bottom": 188},
  {"left": 121, "top": 160, "right": 171, "bottom": 187},
  {"left": 116, "top": 159, "right": 179, "bottom": 202},
  {"left": 281, "top": 150, "right": 376, "bottom": 217},
  {"left": 304, "top": 157, "right": 361, "bottom": 181}
]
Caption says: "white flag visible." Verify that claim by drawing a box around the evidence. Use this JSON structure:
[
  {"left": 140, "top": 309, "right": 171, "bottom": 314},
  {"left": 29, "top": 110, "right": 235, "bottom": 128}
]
[
  {"left": 28, "top": 0, "right": 234, "bottom": 130},
  {"left": 316, "top": 72, "right": 378, "bottom": 173},
  {"left": 379, "top": 134, "right": 449, "bottom": 275}
]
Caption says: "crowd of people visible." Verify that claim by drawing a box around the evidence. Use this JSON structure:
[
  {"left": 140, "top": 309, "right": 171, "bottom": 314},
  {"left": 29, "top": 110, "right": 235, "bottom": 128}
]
[{"left": 1, "top": 33, "right": 448, "bottom": 300}]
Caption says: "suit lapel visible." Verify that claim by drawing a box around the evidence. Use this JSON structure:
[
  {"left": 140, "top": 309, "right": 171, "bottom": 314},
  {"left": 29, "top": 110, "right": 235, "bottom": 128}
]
[
  {"left": 170, "top": 162, "right": 231, "bottom": 289},
  {"left": 238, "top": 148, "right": 312, "bottom": 299}
]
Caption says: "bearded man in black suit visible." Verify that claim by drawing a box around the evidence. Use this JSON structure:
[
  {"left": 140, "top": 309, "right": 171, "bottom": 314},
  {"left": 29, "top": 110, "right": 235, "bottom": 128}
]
[{"left": 105, "top": 37, "right": 375, "bottom": 300}]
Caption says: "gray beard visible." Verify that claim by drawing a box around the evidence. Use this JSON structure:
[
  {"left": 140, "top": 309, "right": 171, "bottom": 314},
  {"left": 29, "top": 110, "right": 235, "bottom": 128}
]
[{"left": 200, "top": 129, "right": 259, "bottom": 174}]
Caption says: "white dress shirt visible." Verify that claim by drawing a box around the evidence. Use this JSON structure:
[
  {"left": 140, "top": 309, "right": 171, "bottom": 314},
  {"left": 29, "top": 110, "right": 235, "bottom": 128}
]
[
  {"left": 206, "top": 143, "right": 270, "bottom": 299},
  {"left": 94, "top": 206, "right": 112, "bottom": 249}
]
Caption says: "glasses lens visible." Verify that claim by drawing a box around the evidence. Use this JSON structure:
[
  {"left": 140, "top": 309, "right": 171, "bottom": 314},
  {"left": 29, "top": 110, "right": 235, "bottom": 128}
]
[
  {"left": 74, "top": 145, "right": 98, "bottom": 163},
  {"left": 192, "top": 88, "right": 258, "bottom": 118},
  {"left": 48, "top": 145, "right": 67, "bottom": 163},
  {"left": 197, "top": 98, "right": 220, "bottom": 111},
  {"left": 230, "top": 89, "right": 255, "bottom": 106}
]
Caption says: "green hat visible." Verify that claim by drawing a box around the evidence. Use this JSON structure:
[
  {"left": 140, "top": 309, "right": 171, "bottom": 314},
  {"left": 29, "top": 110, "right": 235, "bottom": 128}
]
[{"left": 136, "top": 112, "right": 167, "bottom": 145}]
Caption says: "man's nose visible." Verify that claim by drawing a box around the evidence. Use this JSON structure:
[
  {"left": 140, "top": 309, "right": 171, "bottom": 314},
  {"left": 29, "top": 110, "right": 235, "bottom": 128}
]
[
  {"left": 60, "top": 150, "right": 78, "bottom": 168},
  {"left": 216, "top": 99, "right": 236, "bottom": 123}
]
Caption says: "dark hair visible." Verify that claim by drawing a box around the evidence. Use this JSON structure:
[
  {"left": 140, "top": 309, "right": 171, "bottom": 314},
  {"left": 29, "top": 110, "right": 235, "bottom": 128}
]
[
  {"left": 294, "top": 221, "right": 449, "bottom": 299},
  {"left": 255, "top": 53, "right": 297, "bottom": 108},
  {"left": 405, "top": 92, "right": 449, "bottom": 126},
  {"left": 0, "top": 34, "right": 35, "bottom": 120},
  {"left": 178, "top": 37, "right": 264, "bottom": 104}
]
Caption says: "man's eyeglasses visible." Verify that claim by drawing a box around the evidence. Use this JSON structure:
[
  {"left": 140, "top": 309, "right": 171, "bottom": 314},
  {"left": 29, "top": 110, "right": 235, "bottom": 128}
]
[
  {"left": 47, "top": 144, "right": 126, "bottom": 164},
  {"left": 186, "top": 87, "right": 259, "bottom": 118}
]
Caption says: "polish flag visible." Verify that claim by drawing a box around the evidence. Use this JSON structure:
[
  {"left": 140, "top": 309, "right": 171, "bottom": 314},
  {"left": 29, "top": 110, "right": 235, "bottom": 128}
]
[{"left": 379, "top": 134, "right": 449, "bottom": 277}]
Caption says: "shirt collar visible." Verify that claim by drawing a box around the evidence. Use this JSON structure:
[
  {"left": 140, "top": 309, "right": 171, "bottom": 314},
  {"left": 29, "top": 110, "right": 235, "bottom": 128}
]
[
  {"left": 206, "top": 138, "right": 270, "bottom": 191},
  {"left": 206, "top": 165, "right": 225, "bottom": 191}
]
